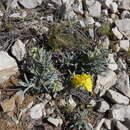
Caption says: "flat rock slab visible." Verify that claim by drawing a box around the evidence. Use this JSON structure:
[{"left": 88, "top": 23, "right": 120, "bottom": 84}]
[
  {"left": 0, "top": 51, "right": 19, "bottom": 87},
  {"left": 106, "top": 90, "right": 129, "bottom": 105},
  {"left": 115, "top": 19, "right": 130, "bottom": 39}
]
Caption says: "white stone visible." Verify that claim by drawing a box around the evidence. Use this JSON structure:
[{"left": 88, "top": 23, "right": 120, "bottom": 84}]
[
  {"left": 104, "top": 119, "right": 111, "bottom": 130},
  {"left": 68, "top": 95, "right": 76, "bottom": 109},
  {"left": 110, "top": 2, "right": 118, "bottom": 13},
  {"left": 118, "top": 58, "right": 127, "bottom": 70},
  {"left": 88, "top": 1, "right": 101, "bottom": 18},
  {"left": 11, "top": 39, "right": 26, "bottom": 61},
  {"left": 18, "top": 0, "right": 43, "bottom": 9},
  {"left": 0, "top": 11, "right": 3, "bottom": 16},
  {"left": 118, "top": 0, "right": 130, "bottom": 10},
  {"left": 121, "top": 11, "right": 130, "bottom": 19},
  {"left": 0, "top": 51, "right": 19, "bottom": 86},
  {"left": 30, "top": 103, "right": 45, "bottom": 119},
  {"left": 114, "top": 121, "right": 129, "bottom": 130},
  {"left": 106, "top": 90, "right": 129, "bottom": 105},
  {"left": 102, "top": 9, "right": 108, "bottom": 16},
  {"left": 97, "top": 100, "right": 110, "bottom": 113},
  {"left": 119, "top": 40, "right": 129, "bottom": 51},
  {"left": 84, "top": 16, "right": 95, "bottom": 25},
  {"left": 94, "top": 70, "right": 117, "bottom": 96},
  {"left": 110, "top": 105, "right": 130, "bottom": 121},
  {"left": 100, "top": 36, "right": 110, "bottom": 49},
  {"left": 115, "top": 19, "right": 130, "bottom": 39},
  {"left": 112, "top": 27, "right": 123, "bottom": 39},
  {"left": 47, "top": 117, "right": 63, "bottom": 127},
  {"left": 95, "top": 118, "right": 105, "bottom": 130},
  {"left": 10, "top": 0, "right": 19, "bottom": 9},
  {"left": 107, "top": 54, "right": 118, "bottom": 71},
  {"left": 116, "top": 71, "right": 130, "bottom": 98},
  {"left": 104, "top": 0, "right": 113, "bottom": 8}
]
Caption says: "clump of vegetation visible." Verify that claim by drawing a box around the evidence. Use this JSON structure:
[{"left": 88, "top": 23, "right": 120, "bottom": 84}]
[
  {"left": 59, "top": 45, "right": 109, "bottom": 76},
  {"left": 23, "top": 47, "right": 63, "bottom": 94},
  {"left": 48, "top": 21, "right": 91, "bottom": 50}
]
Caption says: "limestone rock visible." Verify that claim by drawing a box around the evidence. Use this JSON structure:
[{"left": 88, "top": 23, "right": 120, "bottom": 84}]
[
  {"left": 116, "top": 71, "right": 130, "bottom": 98},
  {"left": 104, "top": 119, "right": 111, "bottom": 130},
  {"left": 107, "top": 54, "right": 118, "bottom": 71},
  {"left": 11, "top": 39, "right": 26, "bottom": 61},
  {"left": 119, "top": 40, "right": 129, "bottom": 51},
  {"left": 115, "top": 19, "right": 130, "bottom": 39},
  {"left": 0, "top": 51, "right": 19, "bottom": 87},
  {"left": 47, "top": 117, "right": 63, "bottom": 127},
  {"left": 114, "top": 121, "right": 129, "bottom": 130},
  {"left": 118, "top": 0, "right": 130, "bottom": 10},
  {"left": 30, "top": 103, "right": 46, "bottom": 119},
  {"left": 110, "top": 2, "right": 118, "bottom": 13},
  {"left": 94, "top": 70, "right": 117, "bottom": 96},
  {"left": 18, "top": 0, "right": 43, "bottom": 9},
  {"left": 88, "top": 1, "right": 101, "bottom": 18},
  {"left": 97, "top": 100, "right": 110, "bottom": 113},
  {"left": 121, "top": 11, "right": 130, "bottom": 19},
  {"left": 112, "top": 27, "right": 123, "bottom": 40},
  {"left": 106, "top": 90, "right": 129, "bottom": 105}
]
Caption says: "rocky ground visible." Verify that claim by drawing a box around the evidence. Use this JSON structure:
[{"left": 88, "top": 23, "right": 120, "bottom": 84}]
[{"left": 0, "top": 0, "right": 130, "bottom": 130}]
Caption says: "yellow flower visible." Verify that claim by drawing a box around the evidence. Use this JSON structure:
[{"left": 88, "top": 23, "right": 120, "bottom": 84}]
[{"left": 71, "top": 74, "right": 93, "bottom": 92}]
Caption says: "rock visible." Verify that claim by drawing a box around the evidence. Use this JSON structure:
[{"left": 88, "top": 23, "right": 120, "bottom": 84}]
[
  {"left": 100, "top": 36, "right": 110, "bottom": 49},
  {"left": 104, "top": 119, "right": 111, "bottom": 130},
  {"left": 84, "top": 16, "right": 95, "bottom": 26},
  {"left": 110, "top": 104, "right": 130, "bottom": 121},
  {"left": 18, "top": 0, "right": 43, "bottom": 9},
  {"left": 119, "top": 40, "right": 129, "bottom": 51},
  {"left": 110, "top": 2, "right": 118, "bottom": 13},
  {"left": 118, "top": 0, "right": 130, "bottom": 10},
  {"left": 102, "top": 9, "right": 108, "bottom": 16},
  {"left": 117, "top": 58, "right": 127, "bottom": 70},
  {"left": 114, "top": 121, "right": 129, "bottom": 130},
  {"left": 116, "top": 71, "right": 130, "bottom": 98},
  {"left": 94, "top": 70, "right": 117, "bottom": 96},
  {"left": 0, "top": 11, "right": 3, "bottom": 16},
  {"left": 106, "top": 90, "right": 129, "bottom": 105},
  {"left": 121, "top": 11, "right": 130, "bottom": 19},
  {"left": 95, "top": 118, "right": 105, "bottom": 130},
  {"left": 88, "top": 1, "right": 101, "bottom": 18},
  {"left": 104, "top": 0, "right": 113, "bottom": 8},
  {"left": 107, "top": 54, "right": 118, "bottom": 71},
  {"left": 11, "top": 39, "right": 26, "bottom": 61},
  {"left": 115, "top": 19, "right": 130, "bottom": 39},
  {"left": 0, "top": 51, "right": 19, "bottom": 87},
  {"left": 10, "top": 0, "right": 19, "bottom": 9},
  {"left": 112, "top": 27, "right": 123, "bottom": 39},
  {"left": 47, "top": 117, "right": 63, "bottom": 127},
  {"left": 29, "top": 103, "right": 46, "bottom": 119},
  {"left": 68, "top": 95, "right": 76, "bottom": 109},
  {"left": 1, "top": 98, "right": 15, "bottom": 113},
  {"left": 97, "top": 100, "right": 110, "bottom": 113},
  {"left": 89, "top": 99, "right": 96, "bottom": 107}
]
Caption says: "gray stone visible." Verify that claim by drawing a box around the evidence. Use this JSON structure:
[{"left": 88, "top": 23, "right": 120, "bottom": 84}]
[
  {"left": 121, "top": 11, "right": 130, "bottom": 19},
  {"left": 115, "top": 19, "right": 130, "bottom": 39},
  {"left": 106, "top": 90, "right": 129, "bottom": 105},
  {"left": 68, "top": 95, "right": 77, "bottom": 109},
  {"left": 118, "top": 0, "right": 130, "bottom": 10},
  {"left": 97, "top": 100, "right": 110, "bottom": 113},
  {"left": 100, "top": 36, "right": 110, "bottom": 49},
  {"left": 110, "top": 2, "right": 118, "bottom": 13},
  {"left": 119, "top": 40, "right": 129, "bottom": 51},
  {"left": 11, "top": 39, "right": 26, "bottom": 61},
  {"left": 94, "top": 70, "right": 117, "bottom": 96},
  {"left": 114, "top": 121, "right": 129, "bottom": 130},
  {"left": 116, "top": 71, "right": 130, "bottom": 98},
  {"left": 18, "top": 0, "right": 43, "bottom": 9},
  {"left": 112, "top": 27, "right": 123, "bottom": 39},
  {"left": 47, "top": 117, "right": 63, "bottom": 127},
  {"left": 95, "top": 118, "right": 105, "bottom": 130},
  {"left": 30, "top": 103, "right": 46, "bottom": 119},
  {"left": 117, "top": 58, "right": 127, "bottom": 70},
  {"left": 110, "top": 104, "right": 130, "bottom": 121},
  {"left": 107, "top": 54, "right": 118, "bottom": 71},
  {"left": 104, "top": 0, "right": 113, "bottom": 8},
  {"left": 88, "top": 1, "right": 101, "bottom": 18},
  {"left": 0, "top": 51, "right": 19, "bottom": 86},
  {"left": 104, "top": 119, "right": 111, "bottom": 130}
]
